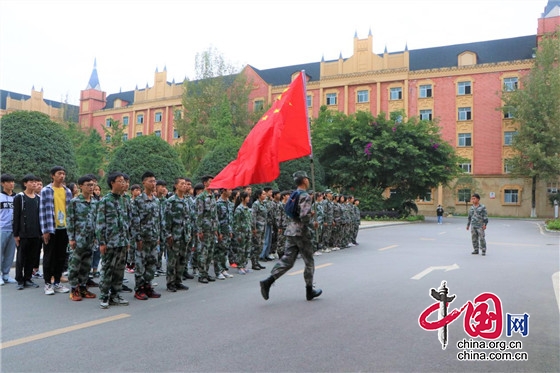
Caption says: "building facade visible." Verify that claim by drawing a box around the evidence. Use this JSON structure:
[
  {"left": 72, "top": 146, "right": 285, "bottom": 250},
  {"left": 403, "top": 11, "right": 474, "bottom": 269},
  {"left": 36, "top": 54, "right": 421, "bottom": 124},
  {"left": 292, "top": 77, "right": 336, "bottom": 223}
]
[
  {"left": 78, "top": 0, "right": 559, "bottom": 218},
  {"left": 0, "top": 88, "right": 78, "bottom": 123}
]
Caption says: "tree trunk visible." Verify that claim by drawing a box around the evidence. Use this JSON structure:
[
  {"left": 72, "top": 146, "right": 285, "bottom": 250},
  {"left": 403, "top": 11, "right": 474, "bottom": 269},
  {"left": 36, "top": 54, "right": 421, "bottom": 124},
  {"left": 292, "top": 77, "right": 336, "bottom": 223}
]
[{"left": 531, "top": 175, "right": 537, "bottom": 218}]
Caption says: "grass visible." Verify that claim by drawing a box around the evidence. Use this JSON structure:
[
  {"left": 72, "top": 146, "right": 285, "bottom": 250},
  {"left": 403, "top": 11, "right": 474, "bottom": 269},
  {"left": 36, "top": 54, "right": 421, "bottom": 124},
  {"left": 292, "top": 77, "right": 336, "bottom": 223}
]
[{"left": 545, "top": 218, "right": 560, "bottom": 231}]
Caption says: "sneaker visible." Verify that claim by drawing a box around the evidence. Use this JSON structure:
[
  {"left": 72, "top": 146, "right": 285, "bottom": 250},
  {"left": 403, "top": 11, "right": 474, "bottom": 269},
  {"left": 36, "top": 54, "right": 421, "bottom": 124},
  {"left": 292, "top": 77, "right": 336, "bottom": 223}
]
[
  {"left": 267, "top": 254, "right": 275, "bottom": 260},
  {"left": 313, "top": 251, "right": 322, "bottom": 256},
  {"left": 93, "top": 271, "right": 101, "bottom": 278},
  {"left": 3, "top": 276, "right": 17, "bottom": 284},
  {"left": 122, "top": 278, "right": 129, "bottom": 283},
  {"left": 157, "top": 268, "right": 166, "bottom": 275},
  {"left": 150, "top": 281, "right": 158, "bottom": 287},
  {"left": 222, "top": 271, "right": 234, "bottom": 278},
  {"left": 238, "top": 268, "right": 247, "bottom": 275},
  {"left": 62, "top": 271, "right": 69, "bottom": 277},
  {"left": 153, "top": 272, "right": 159, "bottom": 277},
  {"left": 86, "top": 279, "right": 99, "bottom": 287},
  {"left": 229, "top": 263, "right": 238, "bottom": 268},
  {"left": 32, "top": 271, "right": 43, "bottom": 279},
  {"left": 322, "top": 248, "right": 331, "bottom": 253},
  {"left": 70, "top": 287, "right": 82, "bottom": 301},
  {"left": 175, "top": 283, "right": 189, "bottom": 291},
  {"left": 125, "top": 267, "right": 135, "bottom": 273},
  {"left": 44, "top": 283, "right": 55, "bottom": 295},
  {"left": 79, "top": 287, "right": 97, "bottom": 299},
  {"left": 17, "top": 282, "right": 24, "bottom": 290},
  {"left": 100, "top": 297, "right": 109, "bottom": 309},
  {"left": 134, "top": 289, "right": 148, "bottom": 300},
  {"left": 145, "top": 286, "right": 161, "bottom": 298},
  {"left": 182, "top": 272, "right": 194, "bottom": 280},
  {"left": 207, "top": 276, "right": 216, "bottom": 282},
  {"left": 53, "top": 283, "right": 70, "bottom": 293},
  {"left": 24, "top": 280, "right": 40, "bottom": 288},
  {"left": 217, "top": 273, "right": 226, "bottom": 280},
  {"left": 60, "top": 276, "right": 69, "bottom": 283},
  {"left": 121, "top": 284, "right": 133, "bottom": 292},
  {"left": 198, "top": 277, "right": 209, "bottom": 284},
  {"left": 109, "top": 294, "right": 129, "bottom": 306},
  {"left": 167, "top": 284, "right": 177, "bottom": 292},
  {"left": 0, "top": 278, "right": 4, "bottom": 285},
  {"left": 471, "top": 250, "right": 479, "bottom": 255}
]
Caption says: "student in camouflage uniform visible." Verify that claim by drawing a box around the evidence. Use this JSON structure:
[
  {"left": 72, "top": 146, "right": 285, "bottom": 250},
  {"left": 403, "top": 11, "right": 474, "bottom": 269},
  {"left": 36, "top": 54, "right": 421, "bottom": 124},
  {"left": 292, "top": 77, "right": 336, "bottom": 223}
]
[
  {"left": 352, "top": 198, "right": 361, "bottom": 245},
  {"left": 260, "top": 171, "right": 322, "bottom": 301},
  {"left": 215, "top": 188, "right": 234, "bottom": 279},
  {"left": 251, "top": 189, "right": 267, "bottom": 271},
  {"left": 276, "top": 191, "right": 290, "bottom": 258},
  {"left": 312, "top": 192, "right": 324, "bottom": 254},
  {"left": 232, "top": 191, "right": 252, "bottom": 275},
  {"left": 331, "top": 194, "right": 342, "bottom": 250},
  {"left": 227, "top": 188, "right": 241, "bottom": 268},
  {"left": 67, "top": 175, "right": 97, "bottom": 301},
  {"left": 321, "top": 189, "right": 334, "bottom": 252},
  {"left": 195, "top": 175, "right": 219, "bottom": 283},
  {"left": 466, "top": 193, "right": 489, "bottom": 256},
  {"left": 163, "top": 177, "right": 191, "bottom": 292},
  {"left": 259, "top": 187, "right": 274, "bottom": 261},
  {"left": 269, "top": 190, "right": 282, "bottom": 259},
  {"left": 155, "top": 179, "right": 168, "bottom": 276},
  {"left": 96, "top": 172, "right": 131, "bottom": 309},
  {"left": 131, "top": 171, "right": 162, "bottom": 300}
]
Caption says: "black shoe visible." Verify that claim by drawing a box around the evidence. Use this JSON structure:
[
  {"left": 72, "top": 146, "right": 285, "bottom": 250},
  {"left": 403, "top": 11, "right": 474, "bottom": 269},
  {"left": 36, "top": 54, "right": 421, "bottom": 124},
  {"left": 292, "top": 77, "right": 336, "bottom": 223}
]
[
  {"left": 306, "top": 286, "right": 322, "bottom": 301},
  {"left": 86, "top": 279, "right": 99, "bottom": 287},
  {"left": 259, "top": 276, "right": 275, "bottom": 300},
  {"left": 258, "top": 263, "right": 266, "bottom": 269},
  {"left": 482, "top": 251, "right": 486, "bottom": 256},
  {"left": 259, "top": 257, "right": 269, "bottom": 262},
  {"left": 207, "top": 276, "right": 216, "bottom": 282},
  {"left": 121, "top": 284, "right": 133, "bottom": 292},
  {"left": 182, "top": 272, "right": 194, "bottom": 280},
  {"left": 175, "top": 283, "right": 189, "bottom": 291},
  {"left": 17, "top": 282, "right": 24, "bottom": 290},
  {"left": 167, "top": 285, "right": 177, "bottom": 292},
  {"left": 471, "top": 250, "right": 479, "bottom": 255},
  {"left": 24, "top": 280, "right": 39, "bottom": 288},
  {"left": 198, "top": 277, "right": 209, "bottom": 284},
  {"left": 252, "top": 265, "right": 261, "bottom": 270}
]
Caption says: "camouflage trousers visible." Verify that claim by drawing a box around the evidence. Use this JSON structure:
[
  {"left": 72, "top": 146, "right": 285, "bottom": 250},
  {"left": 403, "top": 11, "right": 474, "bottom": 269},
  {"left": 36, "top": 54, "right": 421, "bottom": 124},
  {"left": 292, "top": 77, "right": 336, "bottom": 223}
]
[
  {"left": 126, "top": 245, "right": 136, "bottom": 266},
  {"left": 251, "top": 228, "right": 265, "bottom": 262},
  {"left": 68, "top": 241, "right": 94, "bottom": 287},
  {"left": 166, "top": 240, "right": 187, "bottom": 286},
  {"left": 322, "top": 223, "right": 332, "bottom": 249},
  {"left": 157, "top": 243, "right": 167, "bottom": 270},
  {"left": 277, "top": 230, "right": 287, "bottom": 258},
  {"left": 470, "top": 227, "right": 487, "bottom": 252},
  {"left": 311, "top": 225, "right": 323, "bottom": 251},
  {"left": 341, "top": 223, "right": 351, "bottom": 247},
  {"left": 197, "top": 233, "right": 216, "bottom": 279},
  {"left": 234, "top": 233, "right": 251, "bottom": 268},
  {"left": 99, "top": 245, "right": 127, "bottom": 299},
  {"left": 271, "top": 235, "right": 315, "bottom": 287},
  {"left": 135, "top": 241, "right": 158, "bottom": 291},
  {"left": 331, "top": 223, "right": 343, "bottom": 247},
  {"left": 215, "top": 234, "right": 231, "bottom": 274},
  {"left": 228, "top": 237, "right": 238, "bottom": 265},
  {"left": 352, "top": 222, "right": 360, "bottom": 243}
]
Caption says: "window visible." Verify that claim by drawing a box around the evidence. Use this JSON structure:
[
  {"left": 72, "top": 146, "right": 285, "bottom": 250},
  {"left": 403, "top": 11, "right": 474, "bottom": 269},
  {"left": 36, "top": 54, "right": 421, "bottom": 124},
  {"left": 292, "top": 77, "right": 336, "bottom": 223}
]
[
  {"left": 504, "top": 131, "right": 517, "bottom": 146},
  {"left": 458, "top": 81, "right": 471, "bottom": 95},
  {"left": 123, "top": 134, "right": 128, "bottom": 141},
  {"left": 155, "top": 130, "right": 161, "bottom": 137},
  {"left": 155, "top": 112, "right": 162, "bottom": 122},
  {"left": 357, "top": 90, "right": 369, "bottom": 103},
  {"left": 419, "top": 109, "right": 432, "bottom": 121},
  {"left": 173, "top": 129, "right": 180, "bottom": 139},
  {"left": 547, "top": 182, "right": 559, "bottom": 194},
  {"left": 174, "top": 110, "right": 182, "bottom": 120},
  {"left": 458, "top": 188, "right": 471, "bottom": 203},
  {"left": 458, "top": 107, "right": 472, "bottom": 121},
  {"left": 458, "top": 133, "right": 472, "bottom": 147},
  {"left": 326, "top": 93, "right": 337, "bottom": 106},
  {"left": 105, "top": 134, "right": 111, "bottom": 142},
  {"left": 307, "top": 95, "right": 312, "bottom": 108},
  {"left": 460, "top": 163, "right": 472, "bottom": 173},
  {"left": 136, "top": 132, "right": 142, "bottom": 137},
  {"left": 137, "top": 114, "right": 144, "bottom": 124},
  {"left": 504, "top": 160, "right": 512, "bottom": 174},
  {"left": 390, "top": 87, "right": 402, "bottom": 100},
  {"left": 254, "top": 100, "right": 264, "bottom": 112},
  {"left": 105, "top": 118, "right": 112, "bottom": 127},
  {"left": 423, "top": 189, "right": 432, "bottom": 202},
  {"left": 504, "top": 77, "right": 518, "bottom": 91},
  {"left": 419, "top": 84, "right": 432, "bottom": 98},
  {"left": 123, "top": 116, "right": 129, "bottom": 126},
  {"left": 503, "top": 107, "right": 515, "bottom": 119},
  {"left": 504, "top": 189, "right": 519, "bottom": 204}
]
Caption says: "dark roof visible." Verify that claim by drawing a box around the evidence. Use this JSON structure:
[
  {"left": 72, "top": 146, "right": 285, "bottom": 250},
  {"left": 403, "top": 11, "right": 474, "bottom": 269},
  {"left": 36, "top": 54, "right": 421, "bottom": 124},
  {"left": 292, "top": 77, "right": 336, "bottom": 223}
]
[
  {"left": 252, "top": 35, "right": 537, "bottom": 85},
  {"left": 543, "top": 0, "right": 560, "bottom": 17},
  {"left": 0, "top": 89, "right": 79, "bottom": 111},
  {"left": 105, "top": 90, "right": 135, "bottom": 109}
]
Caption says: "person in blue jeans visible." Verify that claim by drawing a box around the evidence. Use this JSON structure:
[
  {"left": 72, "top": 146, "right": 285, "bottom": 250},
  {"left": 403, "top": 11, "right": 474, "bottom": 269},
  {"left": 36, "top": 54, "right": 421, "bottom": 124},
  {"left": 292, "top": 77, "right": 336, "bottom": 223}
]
[
  {"left": 436, "top": 205, "right": 444, "bottom": 224},
  {"left": 0, "top": 173, "right": 17, "bottom": 286}
]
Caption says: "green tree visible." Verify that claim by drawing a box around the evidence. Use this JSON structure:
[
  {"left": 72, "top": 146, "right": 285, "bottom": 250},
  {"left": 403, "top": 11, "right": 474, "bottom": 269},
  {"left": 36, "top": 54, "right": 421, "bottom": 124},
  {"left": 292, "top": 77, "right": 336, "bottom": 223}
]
[
  {"left": 277, "top": 157, "right": 325, "bottom": 191},
  {"left": 502, "top": 30, "right": 560, "bottom": 217},
  {"left": 312, "top": 107, "right": 464, "bottom": 209},
  {"left": 0, "top": 111, "right": 78, "bottom": 184},
  {"left": 63, "top": 121, "right": 106, "bottom": 177},
  {"left": 107, "top": 135, "right": 186, "bottom": 185},
  {"left": 103, "top": 118, "right": 126, "bottom": 159},
  {"left": 175, "top": 47, "right": 252, "bottom": 173},
  {"left": 192, "top": 138, "right": 242, "bottom": 182}
]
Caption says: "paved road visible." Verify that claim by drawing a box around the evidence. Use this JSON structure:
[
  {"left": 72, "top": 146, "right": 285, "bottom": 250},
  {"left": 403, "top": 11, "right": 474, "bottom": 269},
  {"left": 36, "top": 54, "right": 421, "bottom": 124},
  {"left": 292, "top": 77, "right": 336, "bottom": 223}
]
[{"left": 1, "top": 217, "right": 558, "bottom": 372}]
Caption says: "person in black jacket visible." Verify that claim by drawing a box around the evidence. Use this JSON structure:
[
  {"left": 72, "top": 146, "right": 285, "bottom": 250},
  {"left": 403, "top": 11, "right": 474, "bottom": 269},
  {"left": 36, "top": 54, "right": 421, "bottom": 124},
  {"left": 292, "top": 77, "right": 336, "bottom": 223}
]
[{"left": 13, "top": 174, "right": 42, "bottom": 290}]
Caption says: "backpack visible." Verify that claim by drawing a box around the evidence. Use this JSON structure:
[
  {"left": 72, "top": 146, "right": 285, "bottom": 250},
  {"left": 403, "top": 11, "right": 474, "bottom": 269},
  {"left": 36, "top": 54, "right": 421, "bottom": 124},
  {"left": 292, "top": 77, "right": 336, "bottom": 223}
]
[{"left": 285, "top": 190, "right": 301, "bottom": 220}]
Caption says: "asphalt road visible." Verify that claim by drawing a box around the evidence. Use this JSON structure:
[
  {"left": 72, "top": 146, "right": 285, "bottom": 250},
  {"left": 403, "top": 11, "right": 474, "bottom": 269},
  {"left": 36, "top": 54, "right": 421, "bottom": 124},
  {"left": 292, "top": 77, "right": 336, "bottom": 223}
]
[{"left": 1, "top": 217, "right": 558, "bottom": 372}]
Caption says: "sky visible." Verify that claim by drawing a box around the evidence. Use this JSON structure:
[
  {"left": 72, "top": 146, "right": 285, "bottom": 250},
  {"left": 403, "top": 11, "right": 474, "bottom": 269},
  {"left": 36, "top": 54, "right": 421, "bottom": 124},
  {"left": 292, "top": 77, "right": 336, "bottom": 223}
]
[{"left": 0, "top": 0, "right": 550, "bottom": 105}]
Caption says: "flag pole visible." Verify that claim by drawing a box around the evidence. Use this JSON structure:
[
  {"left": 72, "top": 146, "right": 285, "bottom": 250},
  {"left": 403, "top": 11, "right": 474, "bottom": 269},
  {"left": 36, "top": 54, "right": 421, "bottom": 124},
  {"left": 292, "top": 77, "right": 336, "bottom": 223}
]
[{"left": 301, "top": 70, "right": 316, "bottom": 193}]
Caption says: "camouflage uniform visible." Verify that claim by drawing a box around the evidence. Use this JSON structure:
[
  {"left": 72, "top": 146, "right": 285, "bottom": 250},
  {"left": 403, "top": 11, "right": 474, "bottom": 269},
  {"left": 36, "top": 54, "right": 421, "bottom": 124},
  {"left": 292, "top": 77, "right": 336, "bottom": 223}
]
[
  {"left": 67, "top": 195, "right": 96, "bottom": 288},
  {"left": 156, "top": 195, "right": 167, "bottom": 272},
  {"left": 271, "top": 189, "right": 315, "bottom": 286},
  {"left": 467, "top": 203, "right": 489, "bottom": 253},
  {"left": 332, "top": 201, "right": 343, "bottom": 248},
  {"left": 233, "top": 204, "right": 252, "bottom": 268},
  {"left": 163, "top": 194, "right": 191, "bottom": 287},
  {"left": 195, "top": 189, "right": 218, "bottom": 280},
  {"left": 311, "top": 200, "right": 324, "bottom": 251},
  {"left": 132, "top": 193, "right": 162, "bottom": 292},
  {"left": 184, "top": 195, "right": 197, "bottom": 276},
  {"left": 277, "top": 201, "right": 287, "bottom": 258},
  {"left": 96, "top": 192, "right": 132, "bottom": 301},
  {"left": 352, "top": 203, "right": 360, "bottom": 244},
  {"left": 215, "top": 197, "right": 233, "bottom": 274},
  {"left": 321, "top": 198, "right": 334, "bottom": 249},
  {"left": 341, "top": 203, "right": 352, "bottom": 247},
  {"left": 251, "top": 199, "right": 267, "bottom": 267}
]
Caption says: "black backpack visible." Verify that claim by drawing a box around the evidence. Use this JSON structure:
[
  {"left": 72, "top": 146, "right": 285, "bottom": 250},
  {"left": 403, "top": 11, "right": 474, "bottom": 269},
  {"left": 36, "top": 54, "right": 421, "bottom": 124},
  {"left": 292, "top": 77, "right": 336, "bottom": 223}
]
[{"left": 284, "top": 190, "right": 301, "bottom": 220}]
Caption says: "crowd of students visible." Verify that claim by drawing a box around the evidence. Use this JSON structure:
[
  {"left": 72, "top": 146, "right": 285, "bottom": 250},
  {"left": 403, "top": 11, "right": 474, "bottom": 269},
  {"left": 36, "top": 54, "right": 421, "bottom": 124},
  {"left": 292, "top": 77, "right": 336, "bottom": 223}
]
[{"left": 0, "top": 167, "right": 361, "bottom": 309}]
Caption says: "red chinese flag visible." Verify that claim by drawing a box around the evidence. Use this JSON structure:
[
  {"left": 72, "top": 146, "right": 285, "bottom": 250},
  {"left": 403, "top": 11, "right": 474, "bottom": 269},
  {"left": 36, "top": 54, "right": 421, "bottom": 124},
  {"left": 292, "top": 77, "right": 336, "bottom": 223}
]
[{"left": 210, "top": 71, "right": 310, "bottom": 189}]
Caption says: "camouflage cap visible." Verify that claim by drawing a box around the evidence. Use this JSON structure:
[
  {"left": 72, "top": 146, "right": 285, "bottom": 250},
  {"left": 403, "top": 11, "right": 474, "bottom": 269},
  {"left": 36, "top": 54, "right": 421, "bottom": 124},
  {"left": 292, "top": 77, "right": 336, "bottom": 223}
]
[
  {"left": 292, "top": 171, "right": 309, "bottom": 182},
  {"left": 324, "top": 189, "right": 333, "bottom": 194}
]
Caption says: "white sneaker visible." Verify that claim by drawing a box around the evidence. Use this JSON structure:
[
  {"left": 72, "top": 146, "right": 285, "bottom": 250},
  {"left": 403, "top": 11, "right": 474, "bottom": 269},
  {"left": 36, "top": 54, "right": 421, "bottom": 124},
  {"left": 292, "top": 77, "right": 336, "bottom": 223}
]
[
  {"left": 222, "top": 271, "right": 234, "bottom": 278},
  {"left": 322, "top": 248, "right": 331, "bottom": 253},
  {"left": 44, "top": 283, "right": 55, "bottom": 295},
  {"left": 313, "top": 251, "right": 322, "bottom": 256},
  {"left": 151, "top": 281, "right": 158, "bottom": 287},
  {"left": 217, "top": 273, "right": 226, "bottom": 280},
  {"left": 267, "top": 254, "right": 275, "bottom": 260},
  {"left": 3, "top": 276, "right": 17, "bottom": 284},
  {"left": 0, "top": 278, "right": 4, "bottom": 286},
  {"left": 53, "top": 283, "right": 70, "bottom": 293}
]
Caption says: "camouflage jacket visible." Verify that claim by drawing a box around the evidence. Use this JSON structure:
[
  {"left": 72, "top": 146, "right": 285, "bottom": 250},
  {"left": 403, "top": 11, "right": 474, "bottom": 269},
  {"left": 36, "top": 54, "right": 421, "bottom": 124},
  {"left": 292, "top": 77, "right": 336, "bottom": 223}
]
[
  {"left": 322, "top": 199, "right": 334, "bottom": 224},
  {"left": 233, "top": 204, "right": 252, "bottom": 236},
  {"left": 353, "top": 205, "right": 361, "bottom": 223},
  {"left": 163, "top": 194, "right": 192, "bottom": 243},
  {"left": 66, "top": 194, "right": 96, "bottom": 247},
  {"left": 285, "top": 189, "right": 312, "bottom": 237},
  {"left": 264, "top": 199, "right": 275, "bottom": 226},
  {"left": 278, "top": 201, "right": 287, "bottom": 230},
  {"left": 195, "top": 189, "right": 218, "bottom": 234},
  {"left": 216, "top": 198, "right": 233, "bottom": 235},
  {"left": 251, "top": 199, "right": 267, "bottom": 231},
  {"left": 467, "top": 204, "right": 488, "bottom": 228},
  {"left": 313, "top": 200, "right": 324, "bottom": 224},
  {"left": 132, "top": 193, "right": 162, "bottom": 243},
  {"left": 96, "top": 192, "right": 132, "bottom": 247},
  {"left": 332, "top": 202, "right": 342, "bottom": 224}
]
